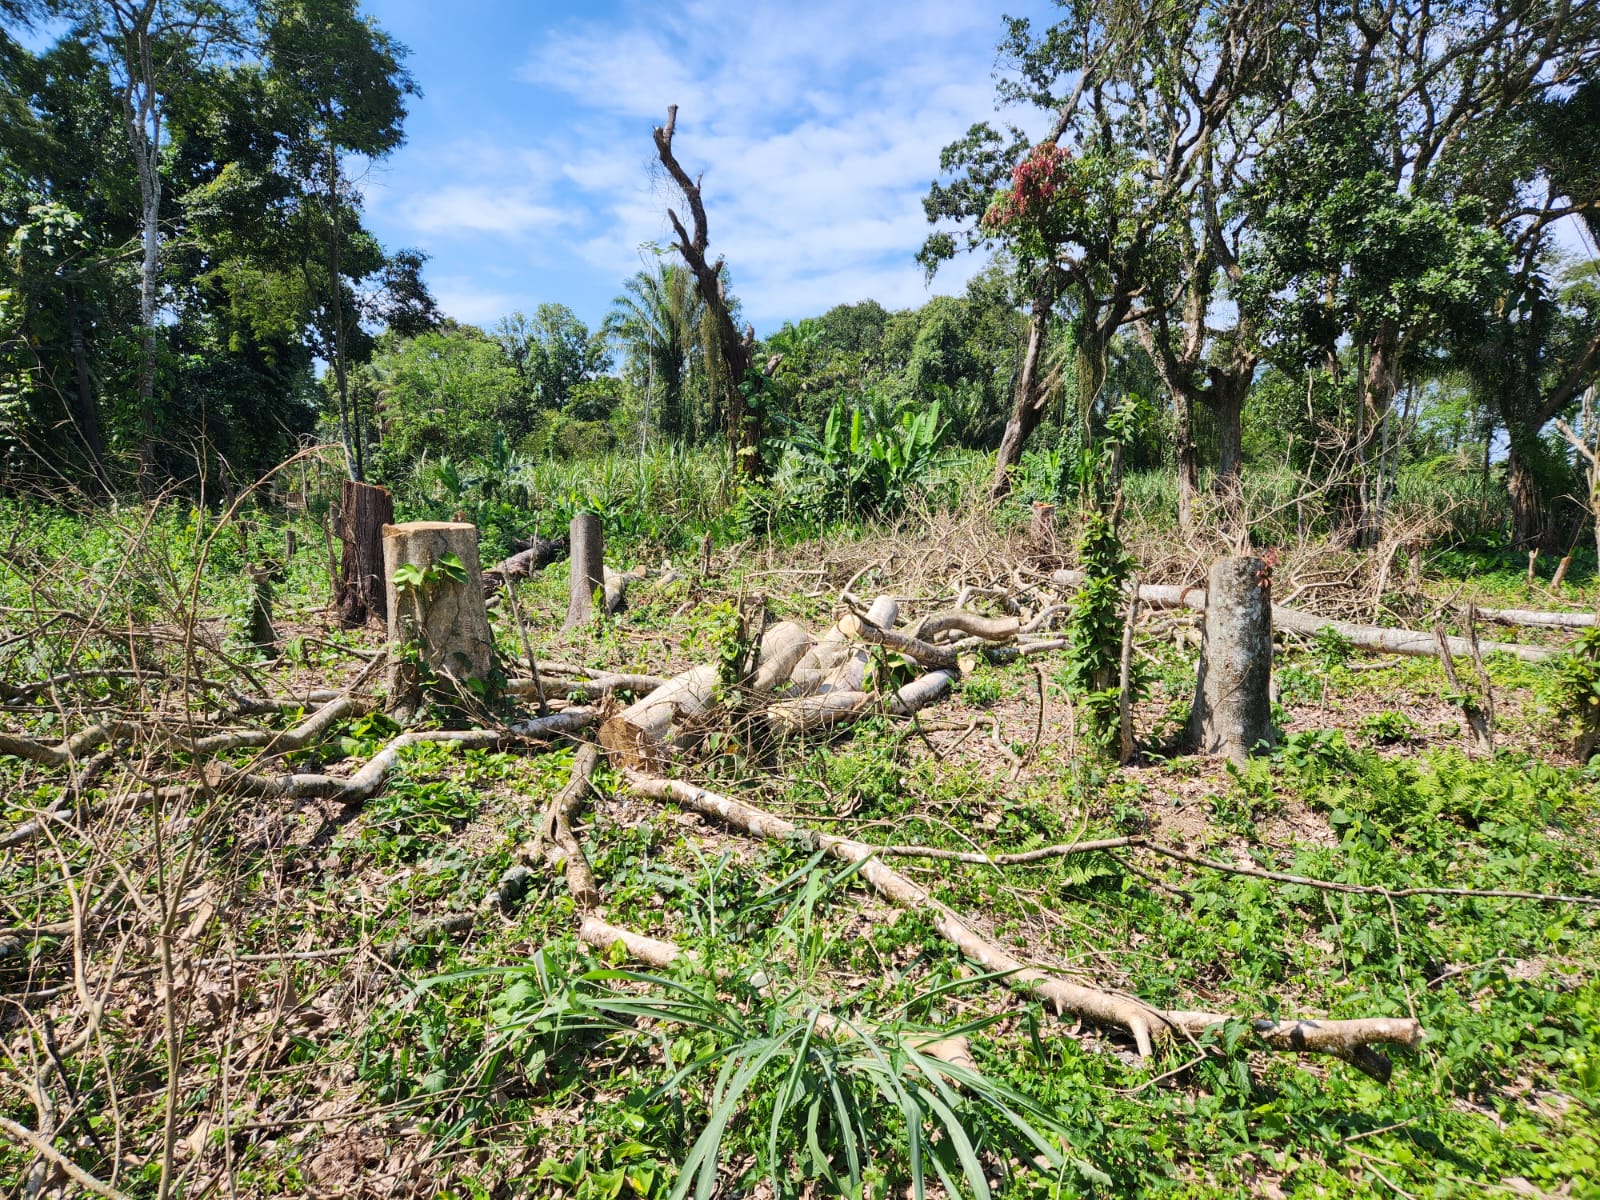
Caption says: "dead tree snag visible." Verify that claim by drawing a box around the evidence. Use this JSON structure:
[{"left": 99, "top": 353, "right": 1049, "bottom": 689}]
[{"left": 653, "top": 105, "right": 763, "bottom": 477}]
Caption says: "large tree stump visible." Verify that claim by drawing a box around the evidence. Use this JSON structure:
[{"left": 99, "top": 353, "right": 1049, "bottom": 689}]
[
  {"left": 383, "top": 521, "right": 495, "bottom": 716},
  {"left": 564, "top": 513, "right": 604, "bottom": 631},
  {"left": 1186, "top": 556, "right": 1274, "bottom": 761},
  {"left": 338, "top": 480, "right": 394, "bottom": 626}
]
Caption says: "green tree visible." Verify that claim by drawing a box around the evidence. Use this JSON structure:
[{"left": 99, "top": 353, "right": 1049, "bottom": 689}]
[
  {"left": 365, "top": 322, "right": 524, "bottom": 477},
  {"left": 607, "top": 263, "right": 709, "bottom": 442}
]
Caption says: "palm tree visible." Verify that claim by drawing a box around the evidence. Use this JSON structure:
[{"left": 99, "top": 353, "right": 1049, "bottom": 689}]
[{"left": 608, "top": 263, "right": 706, "bottom": 443}]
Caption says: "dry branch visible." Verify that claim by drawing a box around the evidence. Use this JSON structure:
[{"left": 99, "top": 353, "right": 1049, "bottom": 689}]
[
  {"left": 205, "top": 712, "right": 595, "bottom": 801},
  {"left": 190, "top": 694, "right": 368, "bottom": 756},
  {"left": 507, "top": 673, "right": 668, "bottom": 702},
  {"left": 0, "top": 722, "right": 136, "bottom": 767},
  {"left": 839, "top": 614, "right": 960, "bottom": 669},
  {"left": 911, "top": 610, "right": 1021, "bottom": 642},
  {"left": 622, "top": 773, "right": 1422, "bottom": 1079},
  {"left": 0, "top": 1114, "right": 132, "bottom": 1200},
  {"left": 544, "top": 743, "right": 601, "bottom": 910}
]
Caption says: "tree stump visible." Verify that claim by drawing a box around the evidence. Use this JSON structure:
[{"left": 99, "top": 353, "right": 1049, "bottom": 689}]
[
  {"left": 383, "top": 521, "right": 495, "bottom": 716},
  {"left": 338, "top": 480, "right": 394, "bottom": 626},
  {"left": 1186, "top": 556, "right": 1274, "bottom": 761},
  {"left": 564, "top": 512, "right": 604, "bottom": 631}
]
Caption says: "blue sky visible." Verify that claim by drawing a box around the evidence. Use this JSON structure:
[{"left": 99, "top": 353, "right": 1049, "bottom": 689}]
[{"left": 356, "top": 0, "right": 1055, "bottom": 337}]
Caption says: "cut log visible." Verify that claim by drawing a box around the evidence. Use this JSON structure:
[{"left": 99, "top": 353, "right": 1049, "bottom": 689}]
[
  {"left": 383, "top": 521, "right": 496, "bottom": 715},
  {"left": 483, "top": 535, "right": 569, "bottom": 588},
  {"left": 603, "top": 564, "right": 648, "bottom": 614},
  {"left": 598, "top": 664, "right": 719, "bottom": 769},
  {"left": 337, "top": 480, "right": 394, "bottom": 626},
  {"left": 749, "top": 621, "right": 816, "bottom": 693},
  {"left": 1186, "top": 557, "right": 1275, "bottom": 761},
  {"left": 766, "top": 669, "right": 957, "bottom": 734},
  {"left": 790, "top": 596, "right": 899, "bottom": 696},
  {"left": 564, "top": 513, "right": 605, "bottom": 630},
  {"left": 1048, "top": 570, "right": 1557, "bottom": 663}
]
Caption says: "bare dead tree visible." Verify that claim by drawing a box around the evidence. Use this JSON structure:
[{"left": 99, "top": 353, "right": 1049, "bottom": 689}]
[{"left": 652, "top": 106, "right": 763, "bottom": 478}]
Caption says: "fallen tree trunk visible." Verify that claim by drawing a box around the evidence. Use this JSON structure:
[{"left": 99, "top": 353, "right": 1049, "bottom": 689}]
[
  {"left": 622, "top": 773, "right": 1423, "bottom": 1080},
  {"left": 483, "top": 535, "right": 569, "bottom": 588},
  {"left": 790, "top": 596, "right": 900, "bottom": 696},
  {"left": 766, "top": 669, "right": 957, "bottom": 734},
  {"left": 603, "top": 565, "right": 648, "bottom": 614},
  {"left": 1469, "top": 605, "right": 1597, "bottom": 630},
  {"left": 750, "top": 621, "right": 816, "bottom": 693},
  {"left": 1048, "top": 571, "right": 1556, "bottom": 663}
]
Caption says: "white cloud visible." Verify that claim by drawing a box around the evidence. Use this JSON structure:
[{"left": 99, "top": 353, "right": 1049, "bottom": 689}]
[
  {"left": 505, "top": 0, "right": 1022, "bottom": 326},
  {"left": 427, "top": 276, "right": 524, "bottom": 328},
  {"left": 404, "top": 185, "right": 569, "bottom": 238},
  {"left": 362, "top": 0, "right": 1048, "bottom": 330}
]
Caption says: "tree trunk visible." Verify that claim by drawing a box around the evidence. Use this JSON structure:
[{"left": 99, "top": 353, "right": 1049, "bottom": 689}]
[
  {"left": 1186, "top": 557, "right": 1274, "bottom": 762},
  {"left": 990, "top": 285, "right": 1054, "bottom": 499},
  {"left": 66, "top": 288, "right": 108, "bottom": 492},
  {"left": 337, "top": 480, "right": 394, "bottom": 626},
  {"left": 1507, "top": 440, "right": 1549, "bottom": 550},
  {"left": 383, "top": 521, "right": 495, "bottom": 717},
  {"left": 1175, "top": 390, "right": 1199, "bottom": 536},
  {"left": 564, "top": 512, "right": 604, "bottom": 631}
]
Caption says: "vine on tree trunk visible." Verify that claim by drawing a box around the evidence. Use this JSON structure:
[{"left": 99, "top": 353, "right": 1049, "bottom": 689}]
[{"left": 1063, "top": 396, "right": 1142, "bottom": 752}]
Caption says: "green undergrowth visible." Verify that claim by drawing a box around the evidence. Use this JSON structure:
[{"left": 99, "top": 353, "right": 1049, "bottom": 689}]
[
  {"left": 4, "top": 496, "right": 1600, "bottom": 1198},
  {"left": 278, "top": 723, "right": 1600, "bottom": 1200}
]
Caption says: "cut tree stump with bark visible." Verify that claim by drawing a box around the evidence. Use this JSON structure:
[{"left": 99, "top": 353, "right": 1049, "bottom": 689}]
[
  {"left": 1187, "top": 556, "right": 1275, "bottom": 761},
  {"left": 383, "top": 521, "right": 496, "bottom": 716},
  {"left": 564, "top": 513, "right": 605, "bottom": 631},
  {"left": 337, "top": 480, "right": 393, "bottom": 626}
]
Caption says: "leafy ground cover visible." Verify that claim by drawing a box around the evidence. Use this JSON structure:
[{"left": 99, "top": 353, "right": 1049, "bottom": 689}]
[{"left": 2, "top": 494, "right": 1598, "bottom": 1199}]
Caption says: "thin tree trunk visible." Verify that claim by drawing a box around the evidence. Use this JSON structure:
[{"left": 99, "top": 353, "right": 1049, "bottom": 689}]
[
  {"left": 325, "top": 136, "right": 359, "bottom": 482},
  {"left": 66, "top": 287, "right": 108, "bottom": 491},
  {"left": 1175, "top": 390, "right": 1199, "bottom": 535},
  {"left": 990, "top": 283, "right": 1054, "bottom": 499},
  {"left": 1507, "top": 439, "right": 1549, "bottom": 550}
]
